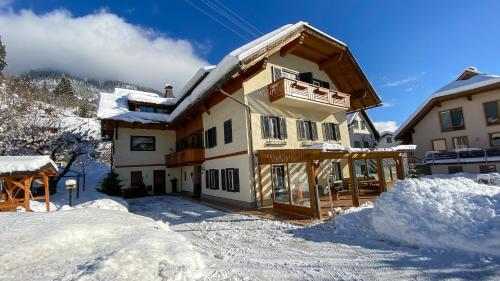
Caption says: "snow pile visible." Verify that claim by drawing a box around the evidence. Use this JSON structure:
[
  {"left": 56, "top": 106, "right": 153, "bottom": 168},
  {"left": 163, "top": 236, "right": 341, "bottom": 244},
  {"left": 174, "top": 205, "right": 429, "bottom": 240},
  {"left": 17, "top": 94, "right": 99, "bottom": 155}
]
[
  {"left": 127, "top": 92, "right": 175, "bottom": 106},
  {"left": 74, "top": 198, "right": 128, "bottom": 212},
  {"left": 0, "top": 155, "right": 57, "bottom": 175},
  {"left": 336, "top": 177, "right": 500, "bottom": 256},
  {"left": 0, "top": 208, "right": 205, "bottom": 281}
]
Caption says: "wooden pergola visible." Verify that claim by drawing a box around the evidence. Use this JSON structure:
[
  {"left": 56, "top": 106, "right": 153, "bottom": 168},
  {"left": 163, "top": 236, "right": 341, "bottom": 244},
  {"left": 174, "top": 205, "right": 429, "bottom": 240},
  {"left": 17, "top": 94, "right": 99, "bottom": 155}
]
[
  {"left": 256, "top": 147, "right": 411, "bottom": 219},
  {"left": 0, "top": 156, "right": 58, "bottom": 212}
]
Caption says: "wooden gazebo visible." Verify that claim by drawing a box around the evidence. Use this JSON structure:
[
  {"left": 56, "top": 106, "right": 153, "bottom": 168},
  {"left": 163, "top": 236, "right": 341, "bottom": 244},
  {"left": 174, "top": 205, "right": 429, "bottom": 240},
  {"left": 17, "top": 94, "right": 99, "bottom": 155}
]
[
  {"left": 256, "top": 144, "right": 415, "bottom": 219},
  {"left": 0, "top": 156, "right": 58, "bottom": 212}
]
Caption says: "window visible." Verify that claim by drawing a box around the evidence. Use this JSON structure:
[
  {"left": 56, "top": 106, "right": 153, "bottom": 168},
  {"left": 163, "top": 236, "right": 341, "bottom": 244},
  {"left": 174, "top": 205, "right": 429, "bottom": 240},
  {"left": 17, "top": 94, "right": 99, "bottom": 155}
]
[
  {"left": 361, "top": 121, "right": 366, "bottom": 130},
  {"left": 205, "top": 127, "right": 217, "bottom": 148},
  {"left": 448, "top": 166, "right": 463, "bottom": 174},
  {"left": 130, "top": 136, "right": 155, "bottom": 151},
  {"left": 272, "top": 165, "right": 288, "bottom": 203},
  {"left": 439, "top": 108, "right": 464, "bottom": 131},
  {"left": 354, "top": 141, "right": 361, "bottom": 148},
  {"left": 224, "top": 119, "right": 232, "bottom": 144},
  {"left": 313, "top": 79, "right": 330, "bottom": 89},
  {"left": 221, "top": 168, "right": 240, "bottom": 192},
  {"left": 352, "top": 120, "right": 359, "bottom": 129},
  {"left": 452, "top": 136, "right": 468, "bottom": 149},
  {"left": 480, "top": 164, "right": 497, "bottom": 174},
  {"left": 387, "top": 137, "right": 393, "bottom": 143},
  {"left": 432, "top": 139, "right": 447, "bottom": 151},
  {"left": 297, "top": 120, "right": 318, "bottom": 141},
  {"left": 363, "top": 141, "right": 370, "bottom": 148},
  {"left": 272, "top": 66, "right": 298, "bottom": 81},
  {"left": 484, "top": 101, "right": 500, "bottom": 125},
  {"left": 261, "top": 116, "right": 287, "bottom": 139},
  {"left": 489, "top": 132, "right": 500, "bottom": 147},
  {"left": 130, "top": 171, "right": 143, "bottom": 187},
  {"left": 205, "top": 169, "right": 219, "bottom": 190},
  {"left": 323, "top": 123, "right": 341, "bottom": 141}
]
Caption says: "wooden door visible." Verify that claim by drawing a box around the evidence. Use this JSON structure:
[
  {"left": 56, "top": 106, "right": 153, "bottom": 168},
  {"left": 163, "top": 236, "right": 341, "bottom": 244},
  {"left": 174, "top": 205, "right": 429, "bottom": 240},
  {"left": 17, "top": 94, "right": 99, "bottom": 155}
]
[
  {"left": 153, "top": 170, "right": 166, "bottom": 195},
  {"left": 130, "top": 171, "right": 142, "bottom": 188}
]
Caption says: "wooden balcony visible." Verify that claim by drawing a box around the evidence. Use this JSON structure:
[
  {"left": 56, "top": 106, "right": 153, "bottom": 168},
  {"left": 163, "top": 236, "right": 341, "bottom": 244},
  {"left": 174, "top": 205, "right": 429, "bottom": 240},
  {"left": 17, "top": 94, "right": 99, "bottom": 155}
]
[
  {"left": 268, "top": 78, "right": 350, "bottom": 112},
  {"left": 165, "top": 148, "right": 205, "bottom": 167}
]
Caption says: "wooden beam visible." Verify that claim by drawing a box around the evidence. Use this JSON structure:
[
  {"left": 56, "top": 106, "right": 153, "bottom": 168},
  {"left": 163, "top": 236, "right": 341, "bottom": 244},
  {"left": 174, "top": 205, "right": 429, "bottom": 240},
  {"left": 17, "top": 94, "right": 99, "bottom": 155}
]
[
  {"left": 306, "top": 159, "right": 321, "bottom": 219},
  {"left": 43, "top": 174, "right": 50, "bottom": 212},
  {"left": 258, "top": 165, "right": 263, "bottom": 207},
  {"left": 319, "top": 53, "right": 341, "bottom": 71},
  {"left": 348, "top": 158, "right": 360, "bottom": 207},
  {"left": 280, "top": 33, "right": 306, "bottom": 57}
]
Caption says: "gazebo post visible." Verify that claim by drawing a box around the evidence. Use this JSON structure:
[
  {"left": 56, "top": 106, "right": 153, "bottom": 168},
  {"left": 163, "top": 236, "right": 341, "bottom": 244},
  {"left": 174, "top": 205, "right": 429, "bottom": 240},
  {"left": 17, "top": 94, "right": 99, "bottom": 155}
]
[
  {"left": 43, "top": 174, "right": 50, "bottom": 212},
  {"left": 24, "top": 176, "right": 33, "bottom": 212}
]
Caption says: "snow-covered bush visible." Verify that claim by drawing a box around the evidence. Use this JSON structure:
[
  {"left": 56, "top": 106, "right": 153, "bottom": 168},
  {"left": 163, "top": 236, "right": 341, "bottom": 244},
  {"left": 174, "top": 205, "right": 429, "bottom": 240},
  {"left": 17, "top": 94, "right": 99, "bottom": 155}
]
[{"left": 336, "top": 177, "right": 500, "bottom": 257}]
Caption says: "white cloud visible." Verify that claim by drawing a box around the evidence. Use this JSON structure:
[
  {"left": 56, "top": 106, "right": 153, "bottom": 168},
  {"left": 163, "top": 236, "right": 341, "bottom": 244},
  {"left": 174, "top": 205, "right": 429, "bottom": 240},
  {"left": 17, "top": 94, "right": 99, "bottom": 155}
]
[
  {"left": 0, "top": 9, "right": 208, "bottom": 91},
  {"left": 381, "top": 102, "right": 394, "bottom": 107},
  {"left": 373, "top": 121, "right": 398, "bottom": 133},
  {"left": 404, "top": 87, "right": 414, "bottom": 92},
  {"left": 383, "top": 77, "right": 417, "bottom": 87}
]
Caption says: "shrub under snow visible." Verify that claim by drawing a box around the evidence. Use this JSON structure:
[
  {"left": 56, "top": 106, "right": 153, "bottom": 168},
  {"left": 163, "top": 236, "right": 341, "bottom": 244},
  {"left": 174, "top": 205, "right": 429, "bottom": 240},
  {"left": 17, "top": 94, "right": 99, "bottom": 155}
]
[{"left": 336, "top": 177, "right": 500, "bottom": 256}]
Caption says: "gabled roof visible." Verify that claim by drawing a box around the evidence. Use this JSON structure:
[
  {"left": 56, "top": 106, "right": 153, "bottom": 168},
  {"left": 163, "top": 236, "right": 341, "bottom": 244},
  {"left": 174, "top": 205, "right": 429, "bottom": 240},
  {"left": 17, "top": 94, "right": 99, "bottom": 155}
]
[
  {"left": 97, "top": 88, "right": 170, "bottom": 124},
  {"left": 346, "top": 110, "right": 380, "bottom": 139},
  {"left": 169, "top": 21, "right": 381, "bottom": 123},
  {"left": 395, "top": 67, "right": 500, "bottom": 141}
]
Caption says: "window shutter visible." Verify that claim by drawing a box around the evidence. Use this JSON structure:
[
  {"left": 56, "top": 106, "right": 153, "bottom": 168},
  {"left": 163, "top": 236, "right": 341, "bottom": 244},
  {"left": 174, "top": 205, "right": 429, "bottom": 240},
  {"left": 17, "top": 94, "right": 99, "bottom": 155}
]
[
  {"left": 212, "top": 127, "right": 217, "bottom": 147},
  {"left": 261, "top": 115, "right": 270, "bottom": 139},
  {"left": 334, "top": 124, "right": 341, "bottom": 140},
  {"left": 272, "top": 66, "right": 283, "bottom": 82},
  {"left": 215, "top": 169, "right": 219, "bottom": 190},
  {"left": 322, "top": 123, "right": 327, "bottom": 141},
  {"left": 221, "top": 169, "right": 226, "bottom": 191},
  {"left": 233, "top": 168, "right": 240, "bottom": 192},
  {"left": 224, "top": 120, "right": 232, "bottom": 144},
  {"left": 296, "top": 120, "right": 302, "bottom": 140},
  {"left": 279, "top": 117, "right": 287, "bottom": 140},
  {"left": 205, "top": 130, "right": 209, "bottom": 148},
  {"left": 205, "top": 172, "right": 209, "bottom": 189},
  {"left": 311, "top": 122, "right": 318, "bottom": 141}
]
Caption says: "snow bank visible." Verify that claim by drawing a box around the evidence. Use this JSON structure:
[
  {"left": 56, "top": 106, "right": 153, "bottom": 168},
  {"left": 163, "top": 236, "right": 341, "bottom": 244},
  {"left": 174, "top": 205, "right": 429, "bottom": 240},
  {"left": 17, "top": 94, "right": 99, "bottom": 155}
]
[
  {"left": 0, "top": 208, "right": 205, "bottom": 281},
  {"left": 0, "top": 155, "right": 57, "bottom": 175},
  {"left": 335, "top": 177, "right": 500, "bottom": 257}
]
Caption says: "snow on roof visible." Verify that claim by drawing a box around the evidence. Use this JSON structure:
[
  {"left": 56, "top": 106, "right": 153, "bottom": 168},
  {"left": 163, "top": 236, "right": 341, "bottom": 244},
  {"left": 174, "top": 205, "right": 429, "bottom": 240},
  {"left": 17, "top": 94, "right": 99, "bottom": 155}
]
[
  {"left": 396, "top": 70, "right": 500, "bottom": 138},
  {"left": 173, "top": 65, "right": 215, "bottom": 102},
  {"left": 127, "top": 93, "right": 175, "bottom": 106},
  {"left": 169, "top": 21, "right": 346, "bottom": 121},
  {"left": 97, "top": 88, "right": 170, "bottom": 124},
  {"left": 0, "top": 155, "right": 58, "bottom": 176},
  {"left": 306, "top": 143, "right": 415, "bottom": 153}
]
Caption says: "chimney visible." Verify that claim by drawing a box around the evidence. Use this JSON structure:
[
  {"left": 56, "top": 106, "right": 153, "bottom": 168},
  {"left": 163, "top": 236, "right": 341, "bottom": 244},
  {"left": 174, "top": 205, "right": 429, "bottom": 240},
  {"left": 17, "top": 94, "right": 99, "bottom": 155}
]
[{"left": 164, "top": 84, "right": 174, "bottom": 98}]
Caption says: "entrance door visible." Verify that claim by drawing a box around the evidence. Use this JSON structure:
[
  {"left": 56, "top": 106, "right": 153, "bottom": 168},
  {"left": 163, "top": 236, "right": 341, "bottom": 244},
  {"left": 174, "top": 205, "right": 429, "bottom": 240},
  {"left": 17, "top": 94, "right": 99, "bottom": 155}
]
[
  {"left": 153, "top": 170, "right": 166, "bottom": 195},
  {"left": 193, "top": 166, "right": 202, "bottom": 197}
]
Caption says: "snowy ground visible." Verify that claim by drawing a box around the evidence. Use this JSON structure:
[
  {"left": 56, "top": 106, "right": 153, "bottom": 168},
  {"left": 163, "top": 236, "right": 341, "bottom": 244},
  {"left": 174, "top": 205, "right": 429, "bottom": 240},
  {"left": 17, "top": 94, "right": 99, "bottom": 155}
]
[{"left": 129, "top": 194, "right": 500, "bottom": 280}]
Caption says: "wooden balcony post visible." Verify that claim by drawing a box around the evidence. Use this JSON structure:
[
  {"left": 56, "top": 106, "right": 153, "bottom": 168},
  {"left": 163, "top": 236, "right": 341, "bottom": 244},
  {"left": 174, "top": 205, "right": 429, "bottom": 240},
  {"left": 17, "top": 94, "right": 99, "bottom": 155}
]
[
  {"left": 307, "top": 159, "right": 321, "bottom": 219},
  {"left": 348, "top": 158, "right": 360, "bottom": 207}
]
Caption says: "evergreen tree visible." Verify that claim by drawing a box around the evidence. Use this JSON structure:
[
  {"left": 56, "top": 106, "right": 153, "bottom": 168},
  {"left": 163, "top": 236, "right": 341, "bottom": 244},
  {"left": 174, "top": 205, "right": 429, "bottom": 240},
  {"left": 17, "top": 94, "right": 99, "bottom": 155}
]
[
  {"left": 53, "top": 74, "right": 74, "bottom": 96},
  {"left": 100, "top": 172, "right": 123, "bottom": 196},
  {"left": 0, "top": 35, "right": 6, "bottom": 77}
]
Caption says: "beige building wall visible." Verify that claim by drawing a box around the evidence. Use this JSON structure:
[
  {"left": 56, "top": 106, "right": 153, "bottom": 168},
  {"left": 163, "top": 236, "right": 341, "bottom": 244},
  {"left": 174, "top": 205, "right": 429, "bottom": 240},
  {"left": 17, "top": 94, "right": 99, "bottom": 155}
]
[
  {"left": 113, "top": 127, "right": 178, "bottom": 193},
  {"left": 411, "top": 89, "right": 500, "bottom": 160}
]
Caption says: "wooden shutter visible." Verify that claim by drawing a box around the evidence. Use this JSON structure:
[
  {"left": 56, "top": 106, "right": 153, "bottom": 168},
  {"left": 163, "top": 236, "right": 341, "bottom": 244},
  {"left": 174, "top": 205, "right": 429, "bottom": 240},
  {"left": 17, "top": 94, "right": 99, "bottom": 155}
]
[
  {"left": 272, "top": 66, "right": 282, "bottom": 82},
  {"left": 214, "top": 169, "right": 219, "bottom": 190},
  {"left": 221, "top": 169, "right": 226, "bottom": 190},
  {"left": 279, "top": 117, "right": 287, "bottom": 140},
  {"left": 311, "top": 122, "right": 318, "bottom": 141},
  {"left": 224, "top": 120, "right": 232, "bottom": 144},
  {"left": 297, "top": 120, "right": 305, "bottom": 140},
  {"left": 233, "top": 168, "right": 240, "bottom": 192},
  {"left": 205, "top": 172, "right": 209, "bottom": 189},
  {"left": 204, "top": 130, "right": 209, "bottom": 148},
  {"left": 211, "top": 127, "right": 217, "bottom": 147},
  {"left": 334, "top": 124, "right": 341, "bottom": 140},
  {"left": 261, "top": 115, "right": 270, "bottom": 138}
]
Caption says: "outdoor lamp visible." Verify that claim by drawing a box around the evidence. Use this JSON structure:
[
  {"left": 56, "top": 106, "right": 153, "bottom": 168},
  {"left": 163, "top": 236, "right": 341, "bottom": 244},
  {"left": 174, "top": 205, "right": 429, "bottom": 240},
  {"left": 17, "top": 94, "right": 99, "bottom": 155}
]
[{"left": 65, "top": 179, "right": 77, "bottom": 207}]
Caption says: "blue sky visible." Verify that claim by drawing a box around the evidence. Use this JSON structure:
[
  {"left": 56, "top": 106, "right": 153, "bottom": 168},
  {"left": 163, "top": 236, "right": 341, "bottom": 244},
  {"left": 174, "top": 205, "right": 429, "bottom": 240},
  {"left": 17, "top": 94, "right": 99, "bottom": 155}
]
[{"left": 2, "top": 0, "right": 500, "bottom": 131}]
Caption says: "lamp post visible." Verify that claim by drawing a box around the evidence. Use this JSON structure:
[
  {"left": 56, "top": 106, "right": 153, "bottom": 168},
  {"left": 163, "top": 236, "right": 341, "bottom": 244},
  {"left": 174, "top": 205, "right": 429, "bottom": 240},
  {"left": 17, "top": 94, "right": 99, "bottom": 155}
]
[{"left": 65, "top": 179, "right": 77, "bottom": 207}]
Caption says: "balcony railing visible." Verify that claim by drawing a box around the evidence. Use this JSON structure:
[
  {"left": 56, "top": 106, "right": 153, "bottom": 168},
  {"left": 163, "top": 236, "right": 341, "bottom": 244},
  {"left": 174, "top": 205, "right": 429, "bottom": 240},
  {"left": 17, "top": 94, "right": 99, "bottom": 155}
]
[
  {"left": 165, "top": 148, "right": 205, "bottom": 167},
  {"left": 268, "top": 77, "right": 350, "bottom": 110},
  {"left": 425, "top": 148, "right": 500, "bottom": 164}
]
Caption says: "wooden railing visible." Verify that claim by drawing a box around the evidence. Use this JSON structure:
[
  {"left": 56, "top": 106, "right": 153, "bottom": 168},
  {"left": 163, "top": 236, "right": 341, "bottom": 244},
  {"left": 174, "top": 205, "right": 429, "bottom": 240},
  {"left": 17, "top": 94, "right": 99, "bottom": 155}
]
[
  {"left": 165, "top": 148, "right": 205, "bottom": 167},
  {"left": 268, "top": 77, "right": 350, "bottom": 109}
]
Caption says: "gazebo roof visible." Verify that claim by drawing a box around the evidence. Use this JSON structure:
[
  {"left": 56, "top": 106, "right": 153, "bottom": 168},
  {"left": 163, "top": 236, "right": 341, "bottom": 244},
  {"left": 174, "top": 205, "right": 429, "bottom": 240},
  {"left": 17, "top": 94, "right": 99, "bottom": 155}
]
[{"left": 0, "top": 156, "right": 58, "bottom": 177}]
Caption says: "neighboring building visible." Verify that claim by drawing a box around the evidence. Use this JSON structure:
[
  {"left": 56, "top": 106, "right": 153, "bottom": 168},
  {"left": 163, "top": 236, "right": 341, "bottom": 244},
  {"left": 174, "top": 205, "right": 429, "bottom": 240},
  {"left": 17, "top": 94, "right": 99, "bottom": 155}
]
[
  {"left": 377, "top": 131, "right": 400, "bottom": 148},
  {"left": 395, "top": 67, "right": 500, "bottom": 174},
  {"left": 98, "top": 22, "right": 412, "bottom": 218},
  {"left": 346, "top": 110, "right": 380, "bottom": 148}
]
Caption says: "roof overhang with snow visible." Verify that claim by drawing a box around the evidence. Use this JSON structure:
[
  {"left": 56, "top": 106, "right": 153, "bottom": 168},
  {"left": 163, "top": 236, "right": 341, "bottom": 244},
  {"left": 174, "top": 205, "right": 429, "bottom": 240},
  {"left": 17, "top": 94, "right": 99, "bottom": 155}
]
[
  {"left": 395, "top": 70, "right": 500, "bottom": 142},
  {"left": 0, "top": 155, "right": 58, "bottom": 177},
  {"left": 169, "top": 21, "right": 382, "bottom": 124}
]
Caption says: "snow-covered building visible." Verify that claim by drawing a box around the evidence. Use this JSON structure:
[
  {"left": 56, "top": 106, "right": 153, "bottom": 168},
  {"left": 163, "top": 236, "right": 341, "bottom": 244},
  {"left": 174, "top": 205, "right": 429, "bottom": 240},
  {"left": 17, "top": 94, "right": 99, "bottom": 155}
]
[
  {"left": 98, "top": 22, "right": 413, "bottom": 218},
  {"left": 377, "top": 131, "right": 400, "bottom": 148},
  {"left": 395, "top": 67, "right": 500, "bottom": 174},
  {"left": 346, "top": 110, "right": 380, "bottom": 148}
]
